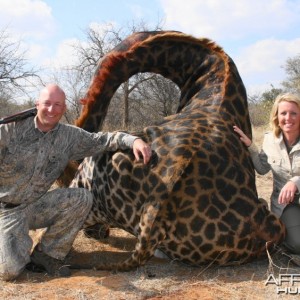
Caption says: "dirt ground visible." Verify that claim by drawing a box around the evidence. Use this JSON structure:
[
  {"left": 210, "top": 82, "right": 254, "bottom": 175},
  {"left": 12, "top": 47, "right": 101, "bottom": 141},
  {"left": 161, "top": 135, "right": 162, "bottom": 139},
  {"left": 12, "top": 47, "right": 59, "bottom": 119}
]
[{"left": 2, "top": 127, "right": 300, "bottom": 300}]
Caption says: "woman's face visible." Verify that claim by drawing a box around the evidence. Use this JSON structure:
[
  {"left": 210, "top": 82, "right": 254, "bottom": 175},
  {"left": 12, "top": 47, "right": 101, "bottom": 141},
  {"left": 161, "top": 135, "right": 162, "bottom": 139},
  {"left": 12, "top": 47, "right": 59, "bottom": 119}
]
[{"left": 278, "top": 101, "right": 300, "bottom": 136}]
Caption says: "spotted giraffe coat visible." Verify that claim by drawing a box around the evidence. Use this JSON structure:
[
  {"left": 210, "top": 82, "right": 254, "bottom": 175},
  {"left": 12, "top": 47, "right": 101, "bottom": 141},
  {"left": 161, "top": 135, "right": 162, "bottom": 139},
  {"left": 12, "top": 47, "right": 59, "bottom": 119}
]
[{"left": 68, "top": 31, "right": 286, "bottom": 271}]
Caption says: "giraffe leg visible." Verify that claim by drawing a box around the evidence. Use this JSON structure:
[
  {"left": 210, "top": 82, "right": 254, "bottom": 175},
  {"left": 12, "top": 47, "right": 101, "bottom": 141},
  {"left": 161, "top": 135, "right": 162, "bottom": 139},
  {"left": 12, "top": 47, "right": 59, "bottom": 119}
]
[{"left": 94, "top": 201, "right": 163, "bottom": 271}]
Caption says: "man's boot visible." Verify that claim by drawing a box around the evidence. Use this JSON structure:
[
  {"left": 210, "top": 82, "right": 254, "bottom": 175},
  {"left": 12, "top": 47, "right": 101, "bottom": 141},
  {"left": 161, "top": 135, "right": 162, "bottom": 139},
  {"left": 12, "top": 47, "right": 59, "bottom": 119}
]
[{"left": 30, "top": 246, "right": 71, "bottom": 277}]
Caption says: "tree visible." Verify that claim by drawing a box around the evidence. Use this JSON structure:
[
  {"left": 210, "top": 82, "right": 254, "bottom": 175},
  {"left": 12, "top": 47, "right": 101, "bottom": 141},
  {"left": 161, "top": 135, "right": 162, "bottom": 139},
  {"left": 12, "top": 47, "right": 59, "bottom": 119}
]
[
  {"left": 68, "top": 21, "right": 181, "bottom": 131},
  {"left": 131, "top": 74, "right": 180, "bottom": 123},
  {"left": 260, "top": 85, "right": 283, "bottom": 105},
  {"left": 281, "top": 54, "right": 300, "bottom": 94},
  {"left": 0, "top": 27, "right": 41, "bottom": 117},
  {"left": 0, "top": 28, "right": 40, "bottom": 100},
  {"left": 247, "top": 85, "right": 283, "bottom": 126}
]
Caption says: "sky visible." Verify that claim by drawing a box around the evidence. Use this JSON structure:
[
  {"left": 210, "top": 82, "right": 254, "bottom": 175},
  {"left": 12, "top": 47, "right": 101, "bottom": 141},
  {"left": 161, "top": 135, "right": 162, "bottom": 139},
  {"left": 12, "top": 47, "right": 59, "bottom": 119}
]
[{"left": 0, "top": 0, "right": 300, "bottom": 96}]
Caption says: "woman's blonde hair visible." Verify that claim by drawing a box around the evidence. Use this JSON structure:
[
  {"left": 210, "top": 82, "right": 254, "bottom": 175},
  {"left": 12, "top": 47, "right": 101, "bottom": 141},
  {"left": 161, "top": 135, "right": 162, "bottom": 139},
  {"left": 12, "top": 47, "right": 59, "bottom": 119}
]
[{"left": 270, "top": 93, "right": 300, "bottom": 137}]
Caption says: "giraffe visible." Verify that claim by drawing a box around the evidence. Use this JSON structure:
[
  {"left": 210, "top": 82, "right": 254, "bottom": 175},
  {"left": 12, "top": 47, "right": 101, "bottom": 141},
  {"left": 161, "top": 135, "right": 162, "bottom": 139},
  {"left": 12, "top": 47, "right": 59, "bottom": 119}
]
[{"left": 69, "top": 31, "right": 286, "bottom": 271}]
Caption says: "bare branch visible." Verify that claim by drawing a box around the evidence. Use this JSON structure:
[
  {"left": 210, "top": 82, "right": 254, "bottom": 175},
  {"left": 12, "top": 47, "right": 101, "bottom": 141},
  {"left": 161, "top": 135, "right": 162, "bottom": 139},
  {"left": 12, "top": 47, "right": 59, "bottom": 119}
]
[{"left": 0, "top": 28, "right": 40, "bottom": 99}]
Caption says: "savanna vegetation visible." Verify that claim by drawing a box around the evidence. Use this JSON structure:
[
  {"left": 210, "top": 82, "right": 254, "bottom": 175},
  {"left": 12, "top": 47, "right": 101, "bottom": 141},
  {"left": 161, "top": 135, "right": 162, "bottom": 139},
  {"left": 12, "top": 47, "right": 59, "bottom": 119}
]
[{"left": 1, "top": 23, "right": 300, "bottom": 131}]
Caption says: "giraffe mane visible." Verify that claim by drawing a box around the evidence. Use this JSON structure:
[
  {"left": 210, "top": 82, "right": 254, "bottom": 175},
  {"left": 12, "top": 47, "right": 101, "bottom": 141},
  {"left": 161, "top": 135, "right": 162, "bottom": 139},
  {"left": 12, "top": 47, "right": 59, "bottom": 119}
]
[{"left": 75, "top": 52, "right": 126, "bottom": 128}]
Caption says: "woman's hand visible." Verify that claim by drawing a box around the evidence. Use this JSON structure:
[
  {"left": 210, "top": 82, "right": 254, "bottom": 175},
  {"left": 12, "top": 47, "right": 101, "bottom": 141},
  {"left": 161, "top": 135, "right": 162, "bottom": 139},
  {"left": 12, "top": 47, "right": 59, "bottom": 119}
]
[
  {"left": 278, "top": 181, "right": 299, "bottom": 205},
  {"left": 233, "top": 125, "right": 252, "bottom": 147}
]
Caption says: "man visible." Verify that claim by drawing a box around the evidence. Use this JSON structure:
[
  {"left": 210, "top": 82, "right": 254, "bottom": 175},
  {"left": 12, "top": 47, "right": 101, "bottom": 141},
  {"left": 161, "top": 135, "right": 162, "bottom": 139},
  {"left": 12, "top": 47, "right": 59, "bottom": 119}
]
[{"left": 0, "top": 84, "right": 152, "bottom": 281}]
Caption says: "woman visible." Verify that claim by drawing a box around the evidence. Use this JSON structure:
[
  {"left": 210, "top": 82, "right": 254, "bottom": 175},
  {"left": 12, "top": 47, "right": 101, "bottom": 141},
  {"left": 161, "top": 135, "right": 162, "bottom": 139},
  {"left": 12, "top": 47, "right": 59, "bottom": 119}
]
[{"left": 234, "top": 93, "right": 300, "bottom": 254}]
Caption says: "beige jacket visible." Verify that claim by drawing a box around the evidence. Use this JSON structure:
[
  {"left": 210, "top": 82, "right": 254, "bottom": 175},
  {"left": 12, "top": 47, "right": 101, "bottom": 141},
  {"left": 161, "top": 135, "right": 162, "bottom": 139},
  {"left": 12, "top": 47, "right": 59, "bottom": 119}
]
[{"left": 248, "top": 131, "right": 300, "bottom": 217}]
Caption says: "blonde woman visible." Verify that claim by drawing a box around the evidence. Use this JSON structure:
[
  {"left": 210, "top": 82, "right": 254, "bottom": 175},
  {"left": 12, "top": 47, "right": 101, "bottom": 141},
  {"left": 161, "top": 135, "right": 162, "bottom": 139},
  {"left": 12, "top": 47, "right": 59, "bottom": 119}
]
[{"left": 234, "top": 93, "right": 300, "bottom": 254}]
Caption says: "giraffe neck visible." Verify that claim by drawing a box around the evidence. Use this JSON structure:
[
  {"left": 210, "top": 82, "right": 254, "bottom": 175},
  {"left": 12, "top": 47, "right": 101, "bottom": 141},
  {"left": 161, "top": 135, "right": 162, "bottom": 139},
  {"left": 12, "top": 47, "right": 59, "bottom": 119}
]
[{"left": 76, "top": 31, "right": 250, "bottom": 138}]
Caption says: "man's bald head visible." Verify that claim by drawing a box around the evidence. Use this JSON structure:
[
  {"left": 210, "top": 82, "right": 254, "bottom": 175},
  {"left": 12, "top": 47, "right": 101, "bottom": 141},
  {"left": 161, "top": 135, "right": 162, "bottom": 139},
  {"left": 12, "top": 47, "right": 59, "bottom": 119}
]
[
  {"left": 39, "top": 84, "right": 66, "bottom": 104},
  {"left": 36, "top": 84, "right": 67, "bottom": 132}
]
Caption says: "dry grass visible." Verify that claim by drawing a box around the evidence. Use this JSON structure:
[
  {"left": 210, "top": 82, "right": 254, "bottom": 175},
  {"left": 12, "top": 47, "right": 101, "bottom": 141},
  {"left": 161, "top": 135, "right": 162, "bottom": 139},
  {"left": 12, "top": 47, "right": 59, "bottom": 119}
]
[
  {"left": 2, "top": 229, "right": 299, "bottom": 300},
  {"left": 2, "top": 126, "right": 300, "bottom": 300}
]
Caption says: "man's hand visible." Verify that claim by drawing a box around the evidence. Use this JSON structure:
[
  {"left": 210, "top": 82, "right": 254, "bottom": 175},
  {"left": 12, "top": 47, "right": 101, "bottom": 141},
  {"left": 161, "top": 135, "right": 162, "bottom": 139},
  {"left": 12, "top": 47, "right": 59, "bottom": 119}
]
[{"left": 132, "top": 138, "right": 152, "bottom": 164}]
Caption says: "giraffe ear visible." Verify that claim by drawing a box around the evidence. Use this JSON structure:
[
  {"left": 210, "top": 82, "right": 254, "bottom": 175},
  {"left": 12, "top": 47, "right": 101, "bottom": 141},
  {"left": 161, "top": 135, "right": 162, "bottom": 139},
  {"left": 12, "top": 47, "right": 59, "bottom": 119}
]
[{"left": 80, "top": 98, "right": 88, "bottom": 105}]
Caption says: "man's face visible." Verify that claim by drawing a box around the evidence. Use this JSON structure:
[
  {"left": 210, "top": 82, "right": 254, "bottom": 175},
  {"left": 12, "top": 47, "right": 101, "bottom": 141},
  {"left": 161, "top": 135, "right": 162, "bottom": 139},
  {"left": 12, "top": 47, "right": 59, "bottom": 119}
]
[{"left": 36, "top": 88, "right": 66, "bottom": 132}]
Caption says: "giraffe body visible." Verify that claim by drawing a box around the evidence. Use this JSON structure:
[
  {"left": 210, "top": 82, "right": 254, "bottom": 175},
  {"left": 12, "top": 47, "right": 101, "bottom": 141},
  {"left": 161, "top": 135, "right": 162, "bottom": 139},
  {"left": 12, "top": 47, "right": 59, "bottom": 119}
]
[{"left": 70, "top": 31, "right": 285, "bottom": 271}]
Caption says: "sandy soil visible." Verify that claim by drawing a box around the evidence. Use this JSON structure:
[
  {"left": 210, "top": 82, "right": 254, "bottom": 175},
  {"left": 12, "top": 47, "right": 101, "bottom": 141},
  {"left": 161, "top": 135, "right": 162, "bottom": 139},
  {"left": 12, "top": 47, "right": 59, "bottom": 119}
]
[{"left": 1, "top": 127, "right": 299, "bottom": 300}]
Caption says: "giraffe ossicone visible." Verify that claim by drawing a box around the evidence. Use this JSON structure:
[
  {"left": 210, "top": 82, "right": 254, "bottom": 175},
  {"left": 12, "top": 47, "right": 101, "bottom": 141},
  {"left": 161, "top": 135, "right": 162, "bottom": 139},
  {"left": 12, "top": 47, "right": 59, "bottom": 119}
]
[{"left": 68, "top": 31, "right": 285, "bottom": 271}]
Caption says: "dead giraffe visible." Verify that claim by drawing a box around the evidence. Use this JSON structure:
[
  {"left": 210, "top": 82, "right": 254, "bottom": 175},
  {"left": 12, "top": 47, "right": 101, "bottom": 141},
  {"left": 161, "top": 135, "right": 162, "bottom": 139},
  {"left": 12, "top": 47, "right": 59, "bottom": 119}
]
[{"left": 69, "top": 31, "right": 285, "bottom": 271}]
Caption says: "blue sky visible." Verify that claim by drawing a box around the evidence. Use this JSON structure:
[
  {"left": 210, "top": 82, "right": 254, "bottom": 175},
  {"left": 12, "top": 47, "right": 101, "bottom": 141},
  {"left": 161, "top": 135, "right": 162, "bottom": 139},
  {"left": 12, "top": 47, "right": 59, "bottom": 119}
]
[{"left": 1, "top": 0, "right": 300, "bottom": 96}]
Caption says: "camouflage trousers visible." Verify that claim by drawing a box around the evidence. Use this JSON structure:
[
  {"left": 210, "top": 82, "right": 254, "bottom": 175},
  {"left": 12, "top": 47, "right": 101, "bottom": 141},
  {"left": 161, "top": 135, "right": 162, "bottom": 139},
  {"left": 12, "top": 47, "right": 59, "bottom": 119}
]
[{"left": 0, "top": 188, "right": 92, "bottom": 281}]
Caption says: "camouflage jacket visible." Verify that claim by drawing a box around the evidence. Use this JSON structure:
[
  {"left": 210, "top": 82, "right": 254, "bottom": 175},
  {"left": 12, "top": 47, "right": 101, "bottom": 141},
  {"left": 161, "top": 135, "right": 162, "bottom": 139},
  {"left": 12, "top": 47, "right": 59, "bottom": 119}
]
[{"left": 0, "top": 116, "right": 137, "bottom": 205}]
